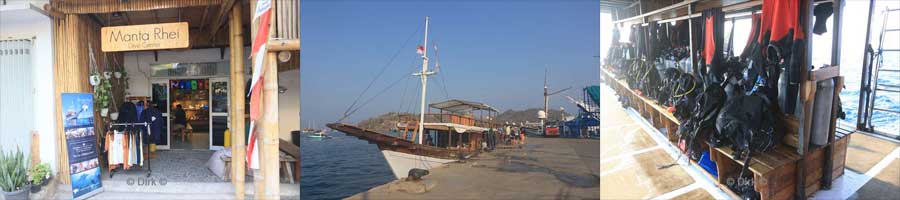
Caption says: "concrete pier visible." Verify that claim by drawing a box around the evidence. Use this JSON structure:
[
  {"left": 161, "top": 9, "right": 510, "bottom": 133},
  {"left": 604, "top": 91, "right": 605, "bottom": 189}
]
[{"left": 346, "top": 137, "right": 600, "bottom": 199}]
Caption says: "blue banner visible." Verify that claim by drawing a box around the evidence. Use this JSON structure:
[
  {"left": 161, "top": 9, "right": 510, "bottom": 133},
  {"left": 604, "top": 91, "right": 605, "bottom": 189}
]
[{"left": 61, "top": 93, "right": 103, "bottom": 200}]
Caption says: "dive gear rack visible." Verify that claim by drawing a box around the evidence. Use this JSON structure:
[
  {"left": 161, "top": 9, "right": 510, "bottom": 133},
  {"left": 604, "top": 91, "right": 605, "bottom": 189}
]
[{"left": 603, "top": 0, "right": 852, "bottom": 199}]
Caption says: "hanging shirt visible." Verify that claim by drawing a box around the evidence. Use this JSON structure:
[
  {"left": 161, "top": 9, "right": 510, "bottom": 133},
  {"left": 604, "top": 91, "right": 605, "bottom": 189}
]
[
  {"left": 107, "top": 131, "right": 125, "bottom": 165},
  {"left": 135, "top": 101, "right": 145, "bottom": 120}
]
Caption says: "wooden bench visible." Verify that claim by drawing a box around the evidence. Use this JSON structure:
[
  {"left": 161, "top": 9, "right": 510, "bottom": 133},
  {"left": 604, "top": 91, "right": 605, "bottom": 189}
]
[
  {"left": 222, "top": 153, "right": 298, "bottom": 183},
  {"left": 223, "top": 139, "right": 301, "bottom": 183}
]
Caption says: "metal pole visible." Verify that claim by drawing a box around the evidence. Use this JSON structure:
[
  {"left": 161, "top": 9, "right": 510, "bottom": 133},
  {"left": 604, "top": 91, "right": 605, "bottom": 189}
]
[
  {"left": 823, "top": 0, "right": 844, "bottom": 189},
  {"left": 687, "top": 3, "right": 696, "bottom": 72},
  {"left": 417, "top": 16, "right": 430, "bottom": 145},
  {"left": 857, "top": 0, "right": 876, "bottom": 131},
  {"left": 543, "top": 68, "right": 549, "bottom": 136}
]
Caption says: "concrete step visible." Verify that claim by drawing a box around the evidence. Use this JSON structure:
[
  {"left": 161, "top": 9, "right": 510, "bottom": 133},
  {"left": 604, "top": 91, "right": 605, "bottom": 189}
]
[{"left": 46, "top": 181, "right": 299, "bottom": 199}]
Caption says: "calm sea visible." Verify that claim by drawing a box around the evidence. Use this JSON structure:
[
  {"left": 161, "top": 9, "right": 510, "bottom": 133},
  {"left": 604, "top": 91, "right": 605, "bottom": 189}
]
[
  {"left": 839, "top": 51, "right": 899, "bottom": 135},
  {"left": 299, "top": 131, "right": 395, "bottom": 200}
]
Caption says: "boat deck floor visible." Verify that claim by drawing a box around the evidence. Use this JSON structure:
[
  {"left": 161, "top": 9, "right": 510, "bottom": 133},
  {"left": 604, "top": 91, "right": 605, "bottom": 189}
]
[
  {"left": 840, "top": 133, "right": 900, "bottom": 200},
  {"left": 597, "top": 84, "right": 722, "bottom": 199}
]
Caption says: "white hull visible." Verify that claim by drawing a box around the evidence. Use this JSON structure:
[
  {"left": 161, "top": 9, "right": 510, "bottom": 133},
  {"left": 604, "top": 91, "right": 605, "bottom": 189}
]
[{"left": 381, "top": 150, "right": 455, "bottom": 180}]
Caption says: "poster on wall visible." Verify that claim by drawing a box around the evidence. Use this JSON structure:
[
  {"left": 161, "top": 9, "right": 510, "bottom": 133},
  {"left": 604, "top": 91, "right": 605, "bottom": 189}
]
[{"left": 61, "top": 93, "right": 104, "bottom": 200}]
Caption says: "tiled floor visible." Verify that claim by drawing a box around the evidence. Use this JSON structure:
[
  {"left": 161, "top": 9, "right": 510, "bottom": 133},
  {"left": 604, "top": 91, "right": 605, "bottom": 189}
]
[
  {"left": 171, "top": 132, "right": 211, "bottom": 150},
  {"left": 102, "top": 150, "right": 222, "bottom": 182}
]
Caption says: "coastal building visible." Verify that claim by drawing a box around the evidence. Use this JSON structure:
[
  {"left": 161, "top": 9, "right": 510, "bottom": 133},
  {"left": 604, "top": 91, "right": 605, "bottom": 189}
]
[{"left": 1, "top": 0, "right": 299, "bottom": 199}]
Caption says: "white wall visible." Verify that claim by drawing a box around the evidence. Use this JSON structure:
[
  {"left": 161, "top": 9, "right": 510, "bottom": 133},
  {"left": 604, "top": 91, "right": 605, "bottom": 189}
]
[
  {"left": 0, "top": 3, "right": 57, "bottom": 173},
  {"left": 123, "top": 48, "right": 239, "bottom": 97},
  {"left": 123, "top": 48, "right": 300, "bottom": 142},
  {"left": 278, "top": 69, "right": 300, "bottom": 141}
]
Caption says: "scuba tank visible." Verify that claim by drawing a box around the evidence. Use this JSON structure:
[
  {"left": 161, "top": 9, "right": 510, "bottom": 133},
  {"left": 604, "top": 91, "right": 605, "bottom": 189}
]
[
  {"left": 777, "top": 69, "right": 793, "bottom": 115},
  {"left": 811, "top": 78, "right": 835, "bottom": 146}
]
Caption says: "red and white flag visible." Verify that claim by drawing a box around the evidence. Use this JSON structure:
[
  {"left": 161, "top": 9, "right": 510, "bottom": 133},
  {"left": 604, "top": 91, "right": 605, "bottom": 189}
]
[
  {"left": 416, "top": 45, "right": 425, "bottom": 55},
  {"left": 247, "top": 0, "right": 272, "bottom": 170}
]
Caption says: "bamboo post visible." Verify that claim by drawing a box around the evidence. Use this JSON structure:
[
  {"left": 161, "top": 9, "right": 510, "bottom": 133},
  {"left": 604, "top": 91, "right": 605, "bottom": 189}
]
[
  {"left": 31, "top": 131, "right": 40, "bottom": 167},
  {"left": 261, "top": 51, "right": 281, "bottom": 200},
  {"left": 260, "top": 0, "right": 282, "bottom": 198},
  {"left": 228, "top": 4, "right": 246, "bottom": 199}
]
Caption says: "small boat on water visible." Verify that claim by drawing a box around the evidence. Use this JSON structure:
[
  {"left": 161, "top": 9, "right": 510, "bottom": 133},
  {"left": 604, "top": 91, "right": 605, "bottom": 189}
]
[
  {"left": 329, "top": 16, "right": 500, "bottom": 180},
  {"left": 307, "top": 130, "right": 329, "bottom": 138}
]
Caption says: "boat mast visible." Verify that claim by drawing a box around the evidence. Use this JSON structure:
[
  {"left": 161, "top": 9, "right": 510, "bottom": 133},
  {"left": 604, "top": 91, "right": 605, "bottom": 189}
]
[{"left": 415, "top": 16, "right": 434, "bottom": 145}]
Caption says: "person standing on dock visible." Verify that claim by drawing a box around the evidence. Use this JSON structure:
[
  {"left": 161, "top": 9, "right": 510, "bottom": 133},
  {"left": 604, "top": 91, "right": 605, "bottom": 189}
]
[
  {"left": 505, "top": 125, "right": 512, "bottom": 145},
  {"left": 519, "top": 128, "right": 525, "bottom": 145}
]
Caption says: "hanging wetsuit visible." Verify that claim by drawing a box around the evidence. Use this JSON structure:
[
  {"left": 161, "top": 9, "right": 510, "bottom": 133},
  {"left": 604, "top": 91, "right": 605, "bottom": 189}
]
[
  {"left": 755, "top": 0, "right": 807, "bottom": 115},
  {"left": 698, "top": 8, "right": 725, "bottom": 85}
]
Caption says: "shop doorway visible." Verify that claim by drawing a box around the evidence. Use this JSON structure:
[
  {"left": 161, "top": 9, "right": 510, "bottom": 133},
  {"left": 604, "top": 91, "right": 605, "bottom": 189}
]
[{"left": 151, "top": 78, "right": 229, "bottom": 150}]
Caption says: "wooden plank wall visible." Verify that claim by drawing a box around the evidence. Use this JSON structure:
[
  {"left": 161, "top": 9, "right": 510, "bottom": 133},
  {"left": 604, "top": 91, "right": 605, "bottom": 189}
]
[
  {"left": 52, "top": 13, "right": 119, "bottom": 184},
  {"left": 274, "top": 0, "right": 300, "bottom": 71}
]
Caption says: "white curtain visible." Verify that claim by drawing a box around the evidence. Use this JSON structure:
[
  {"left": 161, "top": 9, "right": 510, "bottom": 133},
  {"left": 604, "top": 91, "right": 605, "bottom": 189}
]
[{"left": 0, "top": 39, "right": 34, "bottom": 153}]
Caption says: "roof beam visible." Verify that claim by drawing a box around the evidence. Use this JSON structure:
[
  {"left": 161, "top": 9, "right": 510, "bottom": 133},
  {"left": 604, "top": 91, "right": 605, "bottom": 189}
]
[
  {"left": 206, "top": 0, "right": 238, "bottom": 44},
  {"left": 50, "top": 0, "right": 223, "bottom": 14},
  {"left": 613, "top": 0, "right": 697, "bottom": 24}
]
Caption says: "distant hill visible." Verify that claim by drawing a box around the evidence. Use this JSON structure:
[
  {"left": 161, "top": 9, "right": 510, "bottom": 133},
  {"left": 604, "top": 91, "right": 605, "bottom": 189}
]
[
  {"left": 356, "top": 112, "right": 417, "bottom": 133},
  {"left": 496, "top": 108, "right": 569, "bottom": 124},
  {"left": 355, "top": 108, "right": 568, "bottom": 132}
]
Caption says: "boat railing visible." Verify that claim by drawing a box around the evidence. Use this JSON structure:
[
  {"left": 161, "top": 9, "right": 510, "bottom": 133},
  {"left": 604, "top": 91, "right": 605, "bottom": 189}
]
[{"left": 424, "top": 113, "right": 499, "bottom": 129}]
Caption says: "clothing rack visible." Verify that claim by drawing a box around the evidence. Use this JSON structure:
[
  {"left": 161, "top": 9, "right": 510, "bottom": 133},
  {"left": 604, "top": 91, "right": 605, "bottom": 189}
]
[{"left": 107, "top": 122, "right": 152, "bottom": 178}]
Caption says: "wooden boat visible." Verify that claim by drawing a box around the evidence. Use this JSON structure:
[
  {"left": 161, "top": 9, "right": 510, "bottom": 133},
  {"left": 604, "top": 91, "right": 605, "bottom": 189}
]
[{"left": 328, "top": 99, "right": 498, "bottom": 179}]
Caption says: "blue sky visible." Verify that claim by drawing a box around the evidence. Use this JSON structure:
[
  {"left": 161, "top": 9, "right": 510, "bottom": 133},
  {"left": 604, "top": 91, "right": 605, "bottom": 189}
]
[{"left": 300, "top": 0, "right": 600, "bottom": 126}]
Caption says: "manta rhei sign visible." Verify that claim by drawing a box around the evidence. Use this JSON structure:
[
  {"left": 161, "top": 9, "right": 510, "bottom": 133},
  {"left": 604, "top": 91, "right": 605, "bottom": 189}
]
[{"left": 100, "top": 22, "right": 189, "bottom": 52}]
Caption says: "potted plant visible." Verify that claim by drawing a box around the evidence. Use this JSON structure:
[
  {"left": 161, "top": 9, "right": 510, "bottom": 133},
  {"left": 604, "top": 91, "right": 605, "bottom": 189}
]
[
  {"left": 0, "top": 147, "right": 30, "bottom": 200},
  {"left": 93, "top": 75, "right": 112, "bottom": 117},
  {"left": 28, "top": 163, "right": 50, "bottom": 193}
]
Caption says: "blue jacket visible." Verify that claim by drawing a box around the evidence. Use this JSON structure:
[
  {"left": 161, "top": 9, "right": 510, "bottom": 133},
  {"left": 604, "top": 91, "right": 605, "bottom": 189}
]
[{"left": 139, "top": 107, "right": 165, "bottom": 144}]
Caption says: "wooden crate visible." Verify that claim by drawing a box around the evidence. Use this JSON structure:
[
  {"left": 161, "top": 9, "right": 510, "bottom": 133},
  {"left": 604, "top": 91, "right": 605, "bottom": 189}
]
[{"left": 708, "top": 134, "right": 850, "bottom": 200}]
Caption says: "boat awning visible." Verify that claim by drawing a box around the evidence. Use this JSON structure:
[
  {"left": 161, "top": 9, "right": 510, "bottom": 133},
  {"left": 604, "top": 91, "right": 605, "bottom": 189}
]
[
  {"left": 423, "top": 123, "right": 488, "bottom": 133},
  {"left": 429, "top": 99, "right": 499, "bottom": 114}
]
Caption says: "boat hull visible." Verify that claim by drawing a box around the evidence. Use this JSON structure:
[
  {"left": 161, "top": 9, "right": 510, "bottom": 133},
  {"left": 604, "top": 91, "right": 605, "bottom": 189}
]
[
  {"left": 381, "top": 150, "right": 455, "bottom": 180},
  {"left": 327, "top": 123, "right": 479, "bottom": 160}
]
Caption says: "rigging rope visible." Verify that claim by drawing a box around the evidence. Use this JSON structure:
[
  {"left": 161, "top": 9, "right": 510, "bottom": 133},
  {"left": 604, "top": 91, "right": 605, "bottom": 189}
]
[
  {"left": 339, "top": 63, "right": 422, "bottom": 122},
  {"left": 397, "top": 71, "right": 413, "bottom": 113},
  {"left": 433, "top": 77, "right": 451, "bottom": 100},
  {"left": 341, "top": 24, "right": 423, "bottom": 121}
]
